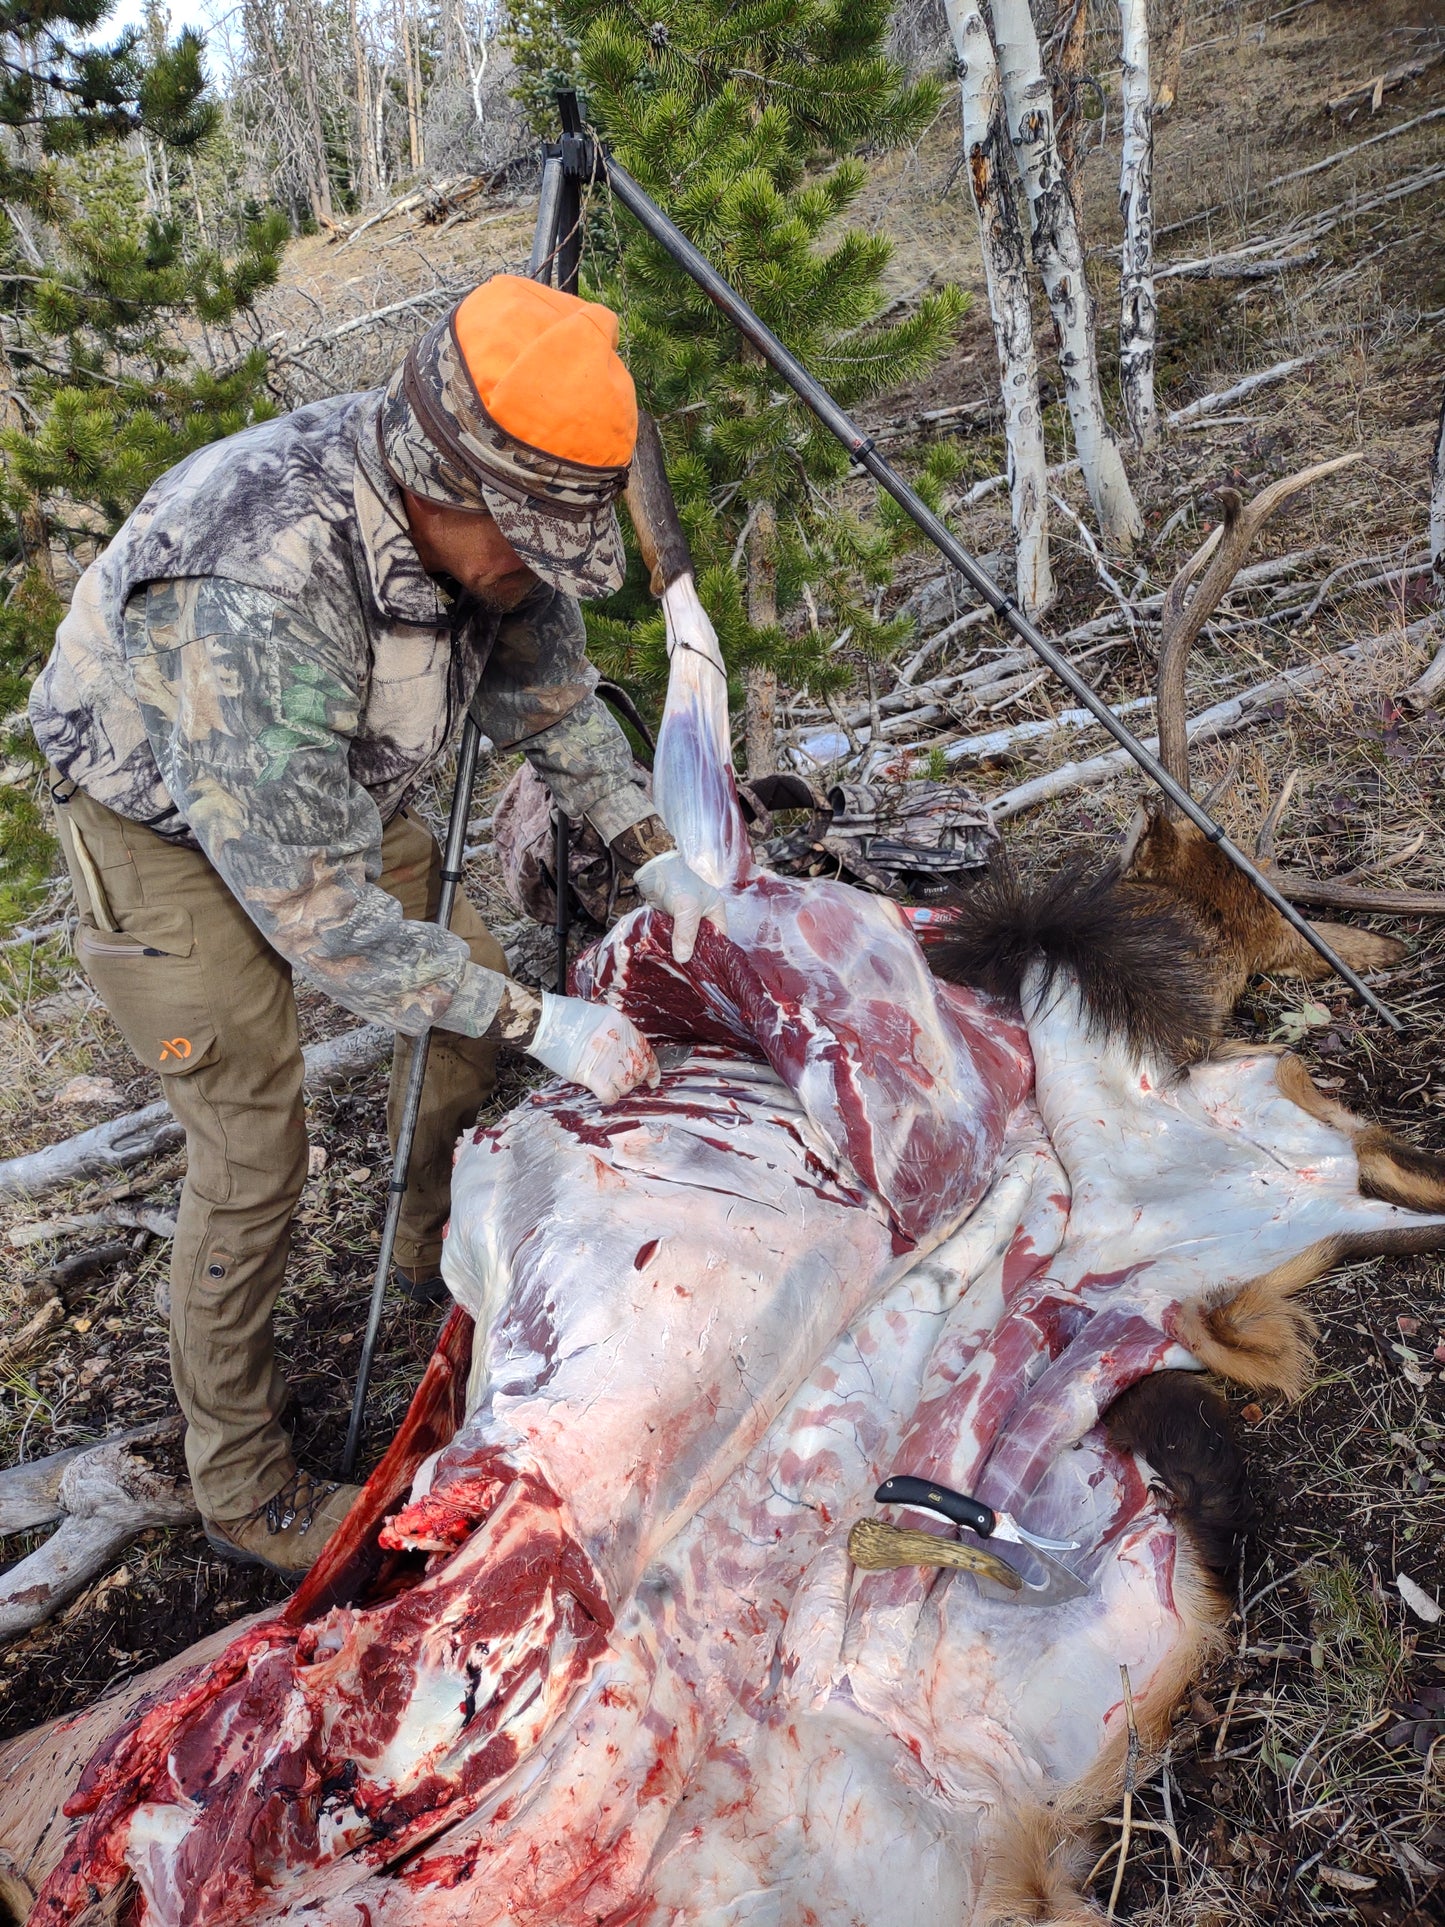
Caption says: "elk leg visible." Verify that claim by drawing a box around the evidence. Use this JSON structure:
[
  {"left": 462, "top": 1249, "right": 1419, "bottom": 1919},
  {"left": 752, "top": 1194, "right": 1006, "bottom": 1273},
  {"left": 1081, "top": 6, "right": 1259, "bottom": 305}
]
[{"left": 1264, "top": 916, "right": 1406, "bottom": 983}]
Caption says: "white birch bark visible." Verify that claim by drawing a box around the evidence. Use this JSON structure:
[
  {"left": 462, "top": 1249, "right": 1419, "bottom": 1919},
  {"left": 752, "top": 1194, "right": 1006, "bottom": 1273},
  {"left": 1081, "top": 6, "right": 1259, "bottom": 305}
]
[
  {"left": 1432, "top": 377, "right": 1445, "bottom": 588},
  {"left": 990, "top": 0, "right": 1144, "bottom": 550},
  {"left": 946, "top": 0, "right": 1054, "bottom": 615},
  {"left": 1118, "top": 0, "right": 1159, "bottom": 449}
]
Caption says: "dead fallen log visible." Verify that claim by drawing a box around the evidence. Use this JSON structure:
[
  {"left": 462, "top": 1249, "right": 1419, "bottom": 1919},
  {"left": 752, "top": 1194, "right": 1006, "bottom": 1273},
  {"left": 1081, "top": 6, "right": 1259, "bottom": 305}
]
[
  {"left": 268, "top": 284, "right": 469, "bottom": 368},
  {"left": 0, "top": 1422, "right": 195, "bottom": 1640},
  {"left": 1401, "top": 639, "right": 1445, "bottom": 712},
  {"left": 988, "top": 622, "right": 1431, "bottom": 820},
  {"left": 1157, "top": 248, "right": 1319, "bottom": 283},
  {"left": 8, "top": 1204, "right": 178, "bottom": 1250},
  {"left": 1164, "top": 355, "right": 1317, "bottom": 424},
  {"left": 0, "top": 1024, "right": 390, "bottom": 1207},
  {"left": 1328, "top": 49, "right": 1445, "bottom": 117},
  {"left": 1267, "top": 874, "right": 1445, "bottom": 916},
  {"left": 1155, "top": 103, "right": 1445, "bottom": 238}
]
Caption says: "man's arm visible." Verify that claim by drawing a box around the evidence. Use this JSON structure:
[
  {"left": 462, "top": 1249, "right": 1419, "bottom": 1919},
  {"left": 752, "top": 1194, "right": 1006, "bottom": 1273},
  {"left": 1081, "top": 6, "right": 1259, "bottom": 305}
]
[
  {"left": 127, "top": 577, "right": 510, "bottom": 1038},
  {"left": 472, "top": 582, "right": 669, "bottom": 852},
  {"left": 475, "top": 582, "right": 727, "bottom": 960}
]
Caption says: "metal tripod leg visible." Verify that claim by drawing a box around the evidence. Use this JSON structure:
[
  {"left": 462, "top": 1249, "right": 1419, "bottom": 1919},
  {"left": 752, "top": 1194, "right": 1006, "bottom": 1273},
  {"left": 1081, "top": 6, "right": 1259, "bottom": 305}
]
[
  {"left": 340, "top": 165, "right": 577, "bottom": 1481},
  {"left": 594, "top": 140, "right": 1404, "bottom": 1032},
  {"left": 341, "top": 710, "right": 485, "bottom": 1479}
]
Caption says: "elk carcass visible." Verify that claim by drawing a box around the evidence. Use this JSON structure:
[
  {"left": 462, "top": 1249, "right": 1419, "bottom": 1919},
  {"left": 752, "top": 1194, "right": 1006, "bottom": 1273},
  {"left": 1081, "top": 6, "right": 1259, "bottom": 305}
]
[{"left": 4, "top": 450, "right": 1444, "bottom": 1927}]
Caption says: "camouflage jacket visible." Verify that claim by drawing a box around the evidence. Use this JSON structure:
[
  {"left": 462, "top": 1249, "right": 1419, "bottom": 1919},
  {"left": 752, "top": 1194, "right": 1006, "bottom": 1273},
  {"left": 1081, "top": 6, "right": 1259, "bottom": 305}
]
[{"left": 29, "top": 391, "right": 654, "bottom": 1038}]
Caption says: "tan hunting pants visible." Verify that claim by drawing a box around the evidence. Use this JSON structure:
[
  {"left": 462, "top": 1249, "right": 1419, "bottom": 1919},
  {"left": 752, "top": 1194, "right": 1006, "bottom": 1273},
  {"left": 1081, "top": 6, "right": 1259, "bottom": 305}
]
[{"left": 51, "top": 777, "right": 505, "bottom": 1522}]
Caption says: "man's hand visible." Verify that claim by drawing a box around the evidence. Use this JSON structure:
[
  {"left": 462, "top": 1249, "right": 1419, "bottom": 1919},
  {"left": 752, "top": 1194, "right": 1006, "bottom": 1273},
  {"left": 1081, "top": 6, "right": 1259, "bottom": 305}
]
[
  {"left": 524, "top": 992, "right": 661, "bottom": 1104},
  {"left": 633, "top": 851, "right": 728, "bottom": 964}
]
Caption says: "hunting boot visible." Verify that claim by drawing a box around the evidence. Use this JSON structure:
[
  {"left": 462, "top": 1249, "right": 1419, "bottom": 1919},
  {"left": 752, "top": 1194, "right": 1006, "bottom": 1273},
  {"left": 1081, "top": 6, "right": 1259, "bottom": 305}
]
[
  {"left": 392, "top": 1262, "right": 450, "bottom": 1308},
  {"left": 205, "top": 1469, "right": 362, "bottom": 1576}
]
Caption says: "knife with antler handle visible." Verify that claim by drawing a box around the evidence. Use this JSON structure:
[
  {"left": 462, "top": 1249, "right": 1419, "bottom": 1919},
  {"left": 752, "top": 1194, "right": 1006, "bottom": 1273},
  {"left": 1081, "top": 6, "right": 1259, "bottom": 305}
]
[{"left": 874, "top": 1475, "right": 1080, "bottom": 1554}]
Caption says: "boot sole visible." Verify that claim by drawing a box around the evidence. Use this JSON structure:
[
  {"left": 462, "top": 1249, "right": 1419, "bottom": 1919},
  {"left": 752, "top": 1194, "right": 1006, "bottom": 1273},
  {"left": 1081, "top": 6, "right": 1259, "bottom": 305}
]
[
  {"left": 204, "top": 1526, "right": 310, "bottom": 1579},
  {"left": 393, "top": 1272, "right": 450, "bottom": 1308}
]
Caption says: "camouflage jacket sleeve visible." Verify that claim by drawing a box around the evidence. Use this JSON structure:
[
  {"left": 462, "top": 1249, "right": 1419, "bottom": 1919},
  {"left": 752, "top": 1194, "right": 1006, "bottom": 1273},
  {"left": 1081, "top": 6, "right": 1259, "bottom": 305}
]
[
  {"left": 472, "top": 583, "right": 656, "bottom": 845},
  {"left": 125, "top": 577, "right": 506, "bottom": 1038}
]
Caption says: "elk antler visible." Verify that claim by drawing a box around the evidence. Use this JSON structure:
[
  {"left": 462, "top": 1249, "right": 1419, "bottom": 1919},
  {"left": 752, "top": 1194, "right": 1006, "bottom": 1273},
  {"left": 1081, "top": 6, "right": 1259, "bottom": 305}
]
[{"left": 1155, "top": 453, "right": 1364, "bottom": 798}]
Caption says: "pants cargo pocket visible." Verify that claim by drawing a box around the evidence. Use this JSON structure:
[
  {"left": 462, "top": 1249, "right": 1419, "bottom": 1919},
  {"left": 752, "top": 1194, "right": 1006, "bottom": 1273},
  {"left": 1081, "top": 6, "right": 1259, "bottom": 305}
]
[{"left": 75, "top": 919, "right": 220, "bottom": 1085}]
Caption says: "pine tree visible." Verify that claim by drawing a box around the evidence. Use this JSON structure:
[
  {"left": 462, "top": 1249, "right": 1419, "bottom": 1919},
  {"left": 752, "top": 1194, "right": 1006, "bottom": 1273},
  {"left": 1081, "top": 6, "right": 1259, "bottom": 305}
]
[
  {"left": 530, "top": 0, "right": 970, "bottom": 776},
  {"left": 0, "top": 5, "right": 286, "bottom": 927}
]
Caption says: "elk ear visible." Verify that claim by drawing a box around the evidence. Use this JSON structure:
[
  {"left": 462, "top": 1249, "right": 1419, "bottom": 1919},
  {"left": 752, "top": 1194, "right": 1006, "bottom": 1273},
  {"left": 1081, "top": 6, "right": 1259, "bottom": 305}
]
[{"left": 925, "top": 857, "right": 1222, "bottom": 1070}]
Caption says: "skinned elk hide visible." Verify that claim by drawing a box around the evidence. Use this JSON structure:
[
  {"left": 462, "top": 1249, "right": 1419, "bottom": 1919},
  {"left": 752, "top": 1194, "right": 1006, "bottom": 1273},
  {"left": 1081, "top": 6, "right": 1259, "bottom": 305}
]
[{"left": 6, "top": 516, "right": 1445, "bottom": 1927}]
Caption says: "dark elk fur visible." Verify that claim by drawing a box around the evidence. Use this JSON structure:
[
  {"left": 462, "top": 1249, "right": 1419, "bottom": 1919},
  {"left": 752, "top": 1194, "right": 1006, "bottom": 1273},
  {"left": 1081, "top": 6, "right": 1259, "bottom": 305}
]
[
  {"left": 925, "top": 857, "right": 1220, "bottom": 1068},
  {"left": 1104, "top": 1371, "right": 1254, "bottom": 1599}
]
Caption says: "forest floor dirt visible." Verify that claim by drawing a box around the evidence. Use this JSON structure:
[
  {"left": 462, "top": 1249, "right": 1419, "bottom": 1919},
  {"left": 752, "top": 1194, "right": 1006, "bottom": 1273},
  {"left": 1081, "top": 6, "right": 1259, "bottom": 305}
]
[{"left": 3, "top": 0, "right": 1444, "bottom": 1920}]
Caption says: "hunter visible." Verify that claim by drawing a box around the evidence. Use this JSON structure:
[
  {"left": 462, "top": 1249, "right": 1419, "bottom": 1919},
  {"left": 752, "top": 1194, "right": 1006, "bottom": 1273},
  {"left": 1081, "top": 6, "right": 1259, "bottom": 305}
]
[{"left": 28, "top": 274, "right": 723, "bottom": 1575}]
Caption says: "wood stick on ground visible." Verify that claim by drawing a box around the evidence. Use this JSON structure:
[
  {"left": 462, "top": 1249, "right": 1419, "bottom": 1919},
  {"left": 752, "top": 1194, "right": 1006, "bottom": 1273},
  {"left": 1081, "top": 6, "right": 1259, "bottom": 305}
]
[
  {"left": 0, "top": 919, "right": 72, "bottom": 955},
  {"left": 1157, "top": 247, "right": 1318, "bottom": 282},
  {"left": 267, "top": 285, "right": 468, "bottom": 368},
  {"left": 897, "top": 606, "right": 995, "bottom": 683},
  {"left": 1400, "top": 638, "right": 1445, "bottom": 713},
  {"left": 0, "top": 1023, "right": 391, "bottom": 1206},
  {"left": 1164, "top": 354, "right": 1317, "bottom": 424},
  {"left": 1107, "top": 1665, "right": 1140, "bottom": 1920},
  {"left": 958, "top": 354, "right": 1318, "bottom": 506},
  {"left": 1328, "top": 50, "right": 1445, "bottom": 117},
  {"left": 1287, "top": 162, "right": 1445, "bottom": 244},
  {"left": 8, "top": 1204, "right": 179, "bottom": 1250},
  {"left": 1431, "top": 376, "right": 1445, "bottom": 585},
  {"left": 989, "top": 621, "right": 1432, "bottom": 819},
  {"left": 0, "top": 1296, "right": 63, "bottom": 1377},
  {"left": 1155, "top": 102, "right": 1445, "bottom": 237}
]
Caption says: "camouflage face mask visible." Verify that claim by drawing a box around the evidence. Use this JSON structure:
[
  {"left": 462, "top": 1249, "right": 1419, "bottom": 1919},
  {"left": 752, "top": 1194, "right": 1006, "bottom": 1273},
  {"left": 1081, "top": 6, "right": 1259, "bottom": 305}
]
[{"left": 379, "top": 311, "right": 630, "bottom": 600}]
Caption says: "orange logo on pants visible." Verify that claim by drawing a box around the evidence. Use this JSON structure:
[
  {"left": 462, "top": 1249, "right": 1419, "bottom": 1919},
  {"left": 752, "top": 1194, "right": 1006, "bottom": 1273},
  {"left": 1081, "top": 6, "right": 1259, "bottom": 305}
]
[{"left": 159, "top": 1037, "right": 193, "bottom": 1064}]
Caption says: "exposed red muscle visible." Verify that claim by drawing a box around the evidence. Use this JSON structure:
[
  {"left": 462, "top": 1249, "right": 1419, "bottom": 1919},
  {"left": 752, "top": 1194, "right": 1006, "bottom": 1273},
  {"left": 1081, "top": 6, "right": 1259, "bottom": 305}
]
[
  {"left": 291, "top": 1305, "right": 475, "bottom": 1621},
  {"left": 29, "top": 574, "right": 1440, "bottom": 1927}
]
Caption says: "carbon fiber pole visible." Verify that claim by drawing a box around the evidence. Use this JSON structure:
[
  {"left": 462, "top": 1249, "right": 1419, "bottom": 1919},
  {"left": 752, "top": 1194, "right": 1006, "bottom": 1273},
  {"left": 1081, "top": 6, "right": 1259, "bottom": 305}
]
[
  {"left": 548, "top": 98, "right": 586, "bottom": 990},
  {"left": 600, "top": 150, "right": 1402, "bottom": 1032}
]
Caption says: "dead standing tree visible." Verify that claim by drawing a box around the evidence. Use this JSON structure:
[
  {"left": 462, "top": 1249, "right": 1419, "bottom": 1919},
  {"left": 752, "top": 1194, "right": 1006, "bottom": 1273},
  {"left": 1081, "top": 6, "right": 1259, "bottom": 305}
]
[
  {"left": 1117, "top": 0, "right": 1158, "bottom": 448},
  {"left": 990, "top": 0, "right": 1144, "bottom": 549},
  {"left": 1431, "top": 375, "right": 1445, "bottom": 589},
  {"left": 946, "top": 0, "right": 1054, "bottom": 615}
]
